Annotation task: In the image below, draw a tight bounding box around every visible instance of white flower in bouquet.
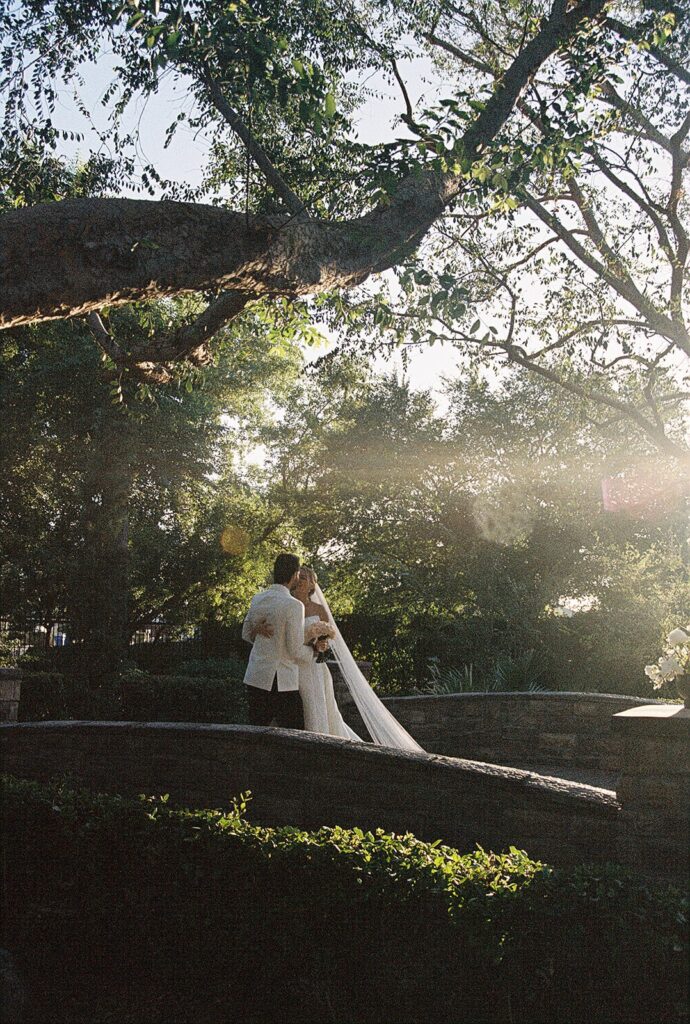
[304,621,336,643]
[305,620,336,663]
[645,625,690,689]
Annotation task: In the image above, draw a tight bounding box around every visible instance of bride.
[290,567,362,741]
[291,567,423,753]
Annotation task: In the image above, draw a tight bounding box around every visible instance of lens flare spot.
[220,525,250,556]
[473,496,534,546]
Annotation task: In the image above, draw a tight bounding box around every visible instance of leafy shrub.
[16,672,68,720]
[337,610,664,697]
[175,655,247,681]
[0,775,686,1024]
[422,660,478,694]
[18,673,121,721]
[421,651,547,695]
[17,668,248,724]
[0,631,18,668]
[120,670,248,723]
[492,649,547,691]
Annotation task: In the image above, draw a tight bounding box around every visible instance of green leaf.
[324,92,336,119]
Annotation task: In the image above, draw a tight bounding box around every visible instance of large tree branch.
[600,82,690,163]
[669,122,690,319]
[0,191,441,329]
[605,16,690,88]
[151,289,252,363]
[460,0,607,158]
[202,69,307,218]
[427,310,686,453]
[88,289,252,380]
[0,0,609,344]
[520,188,690,357]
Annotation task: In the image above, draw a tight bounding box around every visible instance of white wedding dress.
[299,615,362,741]
[299,591,424,753]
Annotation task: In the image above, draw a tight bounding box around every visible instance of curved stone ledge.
[0,720,619,869]
[362,690,668,773]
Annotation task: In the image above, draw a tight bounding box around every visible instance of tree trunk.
[71,406,134,682]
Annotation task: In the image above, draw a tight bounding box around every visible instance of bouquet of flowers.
[645,626,690,701]
[305,620,336,663]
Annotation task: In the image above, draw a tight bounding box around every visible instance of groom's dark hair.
[273,553,301,585]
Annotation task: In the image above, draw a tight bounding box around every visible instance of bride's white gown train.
[299,615,362,741]
[299,595,424,754]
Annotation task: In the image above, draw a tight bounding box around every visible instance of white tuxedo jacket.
[242,584,312,691]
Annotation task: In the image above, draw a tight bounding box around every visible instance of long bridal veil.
[314,583,425,753]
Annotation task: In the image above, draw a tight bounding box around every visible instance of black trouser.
[246,676,304,730]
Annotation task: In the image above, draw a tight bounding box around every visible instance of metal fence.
[0,617,197,660]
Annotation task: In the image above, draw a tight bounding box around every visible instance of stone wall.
[347,691,665,772]
[3,695,686,882]
[0,720,620,869]
[0,670,20,723]
[612,705,689,880]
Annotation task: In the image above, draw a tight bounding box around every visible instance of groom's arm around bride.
[242,553,311,731]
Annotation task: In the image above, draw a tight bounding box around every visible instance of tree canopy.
[0,0,633,338]
[1,0,687,685]
[0,300,302,673]
[360,0,690,452]
[1,0,687,453]
[3,321,687,691]
[259,353,689,691]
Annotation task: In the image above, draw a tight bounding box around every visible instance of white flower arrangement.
[304,620,336,663]
[305,621,336,643]
[644,626,690,689]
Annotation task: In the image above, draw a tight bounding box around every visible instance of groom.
[242,553,312,730]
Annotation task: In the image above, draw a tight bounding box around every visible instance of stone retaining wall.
[0,669,21,723]
[612,705,689,879]
[0,720,620,869]
[357,691,666,772]
[3,697,686,882]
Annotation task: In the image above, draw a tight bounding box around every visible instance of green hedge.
[175,655,248,679]
[17,669,248,724]
[18,672,122,721]
[0,775,687,1024]
[120,670,248,723]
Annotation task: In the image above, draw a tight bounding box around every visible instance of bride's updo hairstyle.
[301,566,318,597]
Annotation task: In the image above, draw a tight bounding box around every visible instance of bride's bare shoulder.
[306,600,329,622]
